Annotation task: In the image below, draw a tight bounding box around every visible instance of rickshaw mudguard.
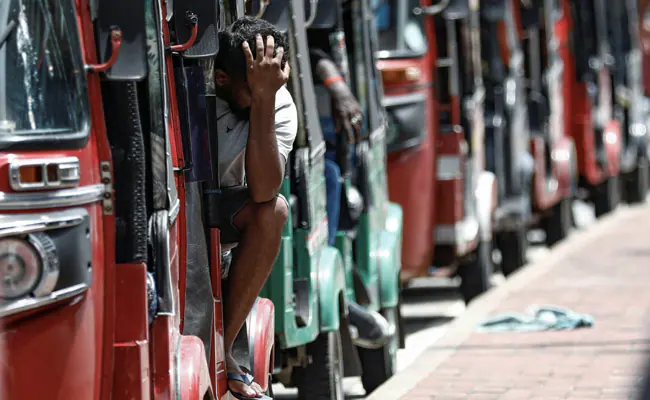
[552,137,576,196]
[475,171,498,242]
[178,335,213,399]
[247,297,275,392]
[316,246,348,332]
[315,246,362,376]
[620,122,649,172]
[377,203,403,310]
[604,120,623,177]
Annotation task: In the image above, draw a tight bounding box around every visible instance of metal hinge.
[100,162,114,215]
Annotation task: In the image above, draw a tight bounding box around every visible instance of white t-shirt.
[216,85,298,187]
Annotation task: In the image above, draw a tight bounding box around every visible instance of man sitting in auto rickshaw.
[213,17,294,399]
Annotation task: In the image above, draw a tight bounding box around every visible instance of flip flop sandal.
[226,371,272,400]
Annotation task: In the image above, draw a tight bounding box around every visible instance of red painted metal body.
[1,1,275,399]
[0,0,113,398]
[558,0,621,186]
[379,54,437,281]
[378,0,495,281]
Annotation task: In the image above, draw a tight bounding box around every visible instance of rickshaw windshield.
[374,0,427,57]
[0,0,88,145]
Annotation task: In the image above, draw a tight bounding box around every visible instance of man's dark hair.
[215,17,289,81]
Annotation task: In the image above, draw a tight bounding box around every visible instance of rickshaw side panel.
[112,262,150,399]
[178,335,213,399]
[381,57,436,281]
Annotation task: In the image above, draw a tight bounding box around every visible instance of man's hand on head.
[243,35,291,100]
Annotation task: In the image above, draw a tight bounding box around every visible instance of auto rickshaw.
[557,0,622,217]
[250,0,354,398]
[306,0,404,392]
[607,0,650,202]
[510,0,576,248]
[424,0,498,301]
[374,0,497,303]
[1,0,276,398]
[373,0,438,286]
[477,0,575,277]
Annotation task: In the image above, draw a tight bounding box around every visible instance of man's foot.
[348,301,393,349]
[227,355,264,399]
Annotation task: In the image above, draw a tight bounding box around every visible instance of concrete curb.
[366,205,643,400]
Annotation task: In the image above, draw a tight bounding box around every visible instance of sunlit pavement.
[271,201,599,399]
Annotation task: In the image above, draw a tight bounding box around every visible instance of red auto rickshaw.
[0,0,275,398]
[557,0,622,217]
[375,0,498,303]
[511,0,576,247]
[374,0,438,283]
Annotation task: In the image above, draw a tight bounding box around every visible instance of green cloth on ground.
[477,305,594,333]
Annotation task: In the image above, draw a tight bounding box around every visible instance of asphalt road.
[272,200,598,399]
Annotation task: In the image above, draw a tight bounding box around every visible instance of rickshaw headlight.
[0,238,42,300]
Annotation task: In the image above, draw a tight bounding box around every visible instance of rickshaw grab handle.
[255,0,271,18]
[86,27,122,73]
[304,0,319,28]
[170,12,199,53]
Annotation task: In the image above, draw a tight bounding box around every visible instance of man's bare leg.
[224,196,288,397]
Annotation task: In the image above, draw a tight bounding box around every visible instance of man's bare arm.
[246,94,285,203]
[243,34,291,203]
[311,52,362,142]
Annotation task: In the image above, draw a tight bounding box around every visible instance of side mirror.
[95,0,147,80]
[413,0,451,16]
[172,0,219,58]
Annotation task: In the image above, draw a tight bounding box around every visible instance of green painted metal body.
[260,156,347,350]
[344,127,403,311]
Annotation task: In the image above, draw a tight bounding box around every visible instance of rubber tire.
[543,197,573,247]
[497,227,528,277]
[625,158,649,204]
[358,307,399,394]
[458,240,494,304]
[594,175,620,218]
[295,330,345,400]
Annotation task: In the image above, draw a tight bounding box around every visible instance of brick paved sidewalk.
[370,205,650,400]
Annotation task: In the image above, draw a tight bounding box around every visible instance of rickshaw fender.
[248,297,275,392]
[604,120,622,176]
[519,151,535,188]
[178,335,213,400]
[317,246,348,332]
[553,138,575,195]
[475,171,498,242]
[378,203,403,309]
